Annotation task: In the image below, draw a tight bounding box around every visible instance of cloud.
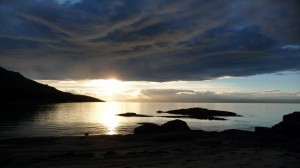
[280,45,300,51]
[132,89,300,103]
[0,0,300,81]
[54,0,81,5]
[263,89,280,93]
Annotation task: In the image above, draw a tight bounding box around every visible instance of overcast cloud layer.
[1,0,300,81]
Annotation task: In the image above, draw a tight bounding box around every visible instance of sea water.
[1,102,299,139]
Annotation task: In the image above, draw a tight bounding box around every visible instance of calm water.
[1,102,300,139]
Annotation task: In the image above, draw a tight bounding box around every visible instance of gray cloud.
[0,0,299,81]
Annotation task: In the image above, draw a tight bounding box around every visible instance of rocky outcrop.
[134,120,191,134]
[117,113,153,117]
[158,107,240,120]
[271,112,300,136]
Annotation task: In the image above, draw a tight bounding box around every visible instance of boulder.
[134,123,161,134]
[134,120,191,134]
[161,119,191,132]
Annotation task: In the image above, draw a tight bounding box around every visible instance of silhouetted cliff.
[0,67,103,103]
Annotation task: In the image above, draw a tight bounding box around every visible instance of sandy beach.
[1,130,300,168]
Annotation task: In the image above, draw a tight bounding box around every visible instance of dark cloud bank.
[0,0,300,81]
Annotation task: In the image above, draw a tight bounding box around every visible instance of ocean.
[1,102,299,139]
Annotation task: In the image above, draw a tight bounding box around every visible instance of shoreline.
[1,130,300,168]
[1,112,300,167]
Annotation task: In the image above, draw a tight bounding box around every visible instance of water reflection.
[1,104,53,123]
[35,102,123,135]
[94,102,121,135]
[1,102,300,138]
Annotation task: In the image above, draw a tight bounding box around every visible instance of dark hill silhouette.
[0,67,103,103]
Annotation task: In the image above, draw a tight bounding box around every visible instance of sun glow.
[86,79,124,95]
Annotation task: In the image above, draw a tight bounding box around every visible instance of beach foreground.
[1,129,300,168]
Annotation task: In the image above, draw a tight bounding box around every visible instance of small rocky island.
[157,107,240,120]
[117,112,153,117]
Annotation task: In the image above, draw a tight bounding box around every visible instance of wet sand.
[1,131,300,168]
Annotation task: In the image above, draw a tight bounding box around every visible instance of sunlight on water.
[94,102,121,135]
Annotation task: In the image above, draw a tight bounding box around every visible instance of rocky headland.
[0,67,103,104]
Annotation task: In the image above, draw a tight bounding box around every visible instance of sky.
[0,0,300,102]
